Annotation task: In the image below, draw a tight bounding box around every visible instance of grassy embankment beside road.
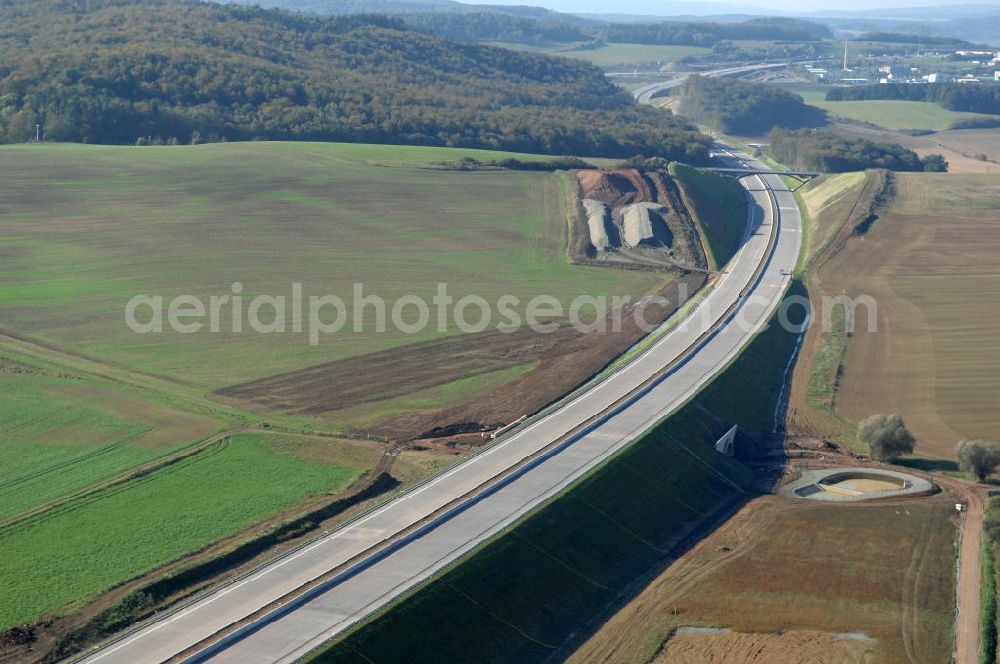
[981,497,1000,663]
[670,162,748,270]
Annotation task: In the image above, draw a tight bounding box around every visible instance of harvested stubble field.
[789,172,1000,457]
[569,495,956,664]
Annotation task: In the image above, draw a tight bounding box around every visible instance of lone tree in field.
[957,440,1000,482]
[857,414,915,462]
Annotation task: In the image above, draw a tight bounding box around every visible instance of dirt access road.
[949,477,985,664]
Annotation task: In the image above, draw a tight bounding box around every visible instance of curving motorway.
[73,144,802,664]
[632,63,787,104]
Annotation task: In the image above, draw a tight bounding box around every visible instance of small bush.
[857,414,915,461]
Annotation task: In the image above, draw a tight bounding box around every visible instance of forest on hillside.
[0,0,711,161]
[677,76,827,135]
[600,17,831,47]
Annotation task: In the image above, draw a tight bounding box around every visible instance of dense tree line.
[0,0,712,161]
[769,128,948,172]
[234,1,830,48]
[400,12,589,45]
[826,83,1000,115]
[677,75,827,135]
[856,31,973,47]
[600,18,831,47]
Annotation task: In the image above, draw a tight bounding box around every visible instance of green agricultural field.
[0,142,662,391]
[0,364,222,522]
[553,43,709,67]
[799,91,995,132]
[0,432,376,629]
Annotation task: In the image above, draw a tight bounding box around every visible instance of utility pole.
[34,124,41,143]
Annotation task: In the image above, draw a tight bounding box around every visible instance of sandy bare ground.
[656,628,876,664]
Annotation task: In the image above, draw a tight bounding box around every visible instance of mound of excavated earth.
[576,169,653,206]
[582,199,613,251]
[621,202,671,249]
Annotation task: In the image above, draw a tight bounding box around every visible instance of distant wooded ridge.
[0,0,711,161]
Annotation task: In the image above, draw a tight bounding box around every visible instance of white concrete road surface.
[72,147,802,664]
[632,63,787,104]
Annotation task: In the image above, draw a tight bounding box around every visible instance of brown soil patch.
[576,168,653,206]
[218,327,578,416]
[656,628,876,664]
[374,275,704,440]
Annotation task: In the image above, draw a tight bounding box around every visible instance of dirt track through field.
[944,477,985,664]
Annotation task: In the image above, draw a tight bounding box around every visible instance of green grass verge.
[0,433,370,629]
[803,298,859,446]
[669,162,747,269]
[982,537,997,664]
[982,496,1000,664]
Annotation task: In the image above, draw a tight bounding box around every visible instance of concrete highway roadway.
[73,150,802,664]
[632,62,787,104]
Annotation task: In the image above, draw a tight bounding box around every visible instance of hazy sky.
[474,0,1000,14]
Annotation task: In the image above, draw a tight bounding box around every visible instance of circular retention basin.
[784,467,929,502]
[818,472,907,496]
